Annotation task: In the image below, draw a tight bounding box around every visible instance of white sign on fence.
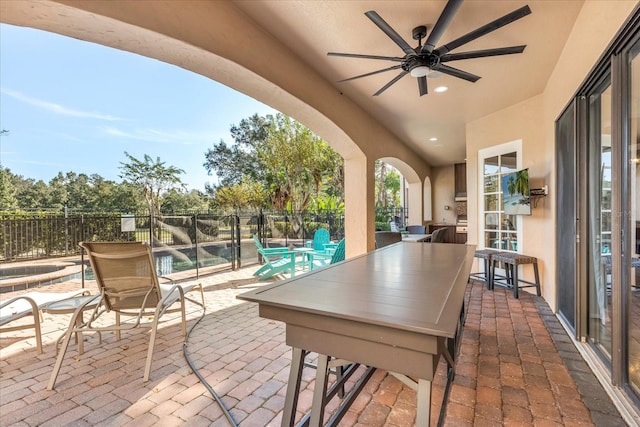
[121,215,136,232]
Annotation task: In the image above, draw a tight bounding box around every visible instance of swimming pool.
[81,244,238,280]
[0,262,84,293]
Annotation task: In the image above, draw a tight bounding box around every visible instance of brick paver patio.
[0,265,625,426]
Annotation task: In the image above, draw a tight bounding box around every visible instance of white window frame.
[477,140,523,252]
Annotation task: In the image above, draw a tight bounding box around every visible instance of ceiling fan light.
[410,66,430,78]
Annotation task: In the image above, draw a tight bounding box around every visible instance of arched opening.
[377,157,424,230]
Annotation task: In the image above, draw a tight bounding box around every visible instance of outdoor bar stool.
[491,252,541,298]
[470,249,501,289]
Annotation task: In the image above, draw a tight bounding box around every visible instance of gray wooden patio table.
[238,242,475,427]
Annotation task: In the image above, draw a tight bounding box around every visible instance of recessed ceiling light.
[429,137,438,142]
[434,86,448,93]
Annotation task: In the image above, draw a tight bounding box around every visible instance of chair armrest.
[0,295,40,325]
[258,248,298,256]
[259,247,293,254]
[307,251,333,260]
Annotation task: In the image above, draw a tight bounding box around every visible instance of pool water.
[83,246,231,280]
[0,265,65,280]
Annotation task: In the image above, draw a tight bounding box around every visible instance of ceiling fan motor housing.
[403,53,441,73]
[327,2,532,96]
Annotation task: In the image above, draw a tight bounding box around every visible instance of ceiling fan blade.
[418,76,428,96]
[328,52,404,62]
[421,0,463,54]
[436,5,532,55]
[365,11,415,56]
[337,65,404,83]
[374,70,409,96]
[437,64,481,82]
[440,45,526,62]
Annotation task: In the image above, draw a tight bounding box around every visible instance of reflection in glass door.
[482,152,519,252]
[587,83,613,361]
[628,43,640,399]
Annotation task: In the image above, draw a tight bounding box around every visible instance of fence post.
[257,210,264,265]
[79,214,85,288]
[230,215,236,270]
[258,209,264,241]
[149,212,153,248]
[194,214,199,279]
[285,212,289,247]
[64,204,69,256]
[235,212,241,269]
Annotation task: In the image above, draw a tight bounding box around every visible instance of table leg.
[76,313,85,355]
[282,347,305,427]
[310,354,330,426]
[416,378,432,427]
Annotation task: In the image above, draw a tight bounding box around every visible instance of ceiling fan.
[327,0,531,96]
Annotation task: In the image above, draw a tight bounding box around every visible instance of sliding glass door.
[627,40,640,400]
[587,82,613,362]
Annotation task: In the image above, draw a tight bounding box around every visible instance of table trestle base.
[282,347,375,427]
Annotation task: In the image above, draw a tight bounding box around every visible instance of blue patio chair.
[305,228,331,253]
[310,239,345,270]
[252,235,300,280]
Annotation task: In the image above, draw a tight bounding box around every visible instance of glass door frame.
[575,15,640,398]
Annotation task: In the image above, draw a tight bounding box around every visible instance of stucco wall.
[465,0,637,310]
[430,166,457,226]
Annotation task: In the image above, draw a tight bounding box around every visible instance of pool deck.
[0,264,627,426]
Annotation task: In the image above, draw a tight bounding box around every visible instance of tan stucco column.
[344,155,375,256]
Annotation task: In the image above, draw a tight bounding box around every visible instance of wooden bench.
[490,252,541,298]
[470,249,502,289]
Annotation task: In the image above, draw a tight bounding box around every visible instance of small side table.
[45,294,101,355]
[293,247,315,271]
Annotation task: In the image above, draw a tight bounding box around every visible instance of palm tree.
[515,169,529,197]
[506,176,517,197]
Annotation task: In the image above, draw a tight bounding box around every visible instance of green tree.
[89,175,144,213]
[14,177,50,209]
[259,114,340,212]
[375,160,388,208]
[119,152,185,218]
[47,172,68,209]
[375,160,402,210]
[384,169,401,208]
[203,114,268,187]
[213,178,267,211]
[0,168,17,208]
[163,188,209,213]
[45,172,93,210]
[203,113,343,212]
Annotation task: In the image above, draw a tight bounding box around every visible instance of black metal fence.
[0,210,351,275]
[0,207,406,277]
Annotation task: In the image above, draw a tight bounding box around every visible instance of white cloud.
[103,126,214,145]
[1,88,125,121]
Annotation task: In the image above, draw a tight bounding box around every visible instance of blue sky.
[0,24,277,191]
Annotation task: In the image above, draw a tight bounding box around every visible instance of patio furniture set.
[252,230,346,281]
[1,241,206,391]
[2,229,474,427]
